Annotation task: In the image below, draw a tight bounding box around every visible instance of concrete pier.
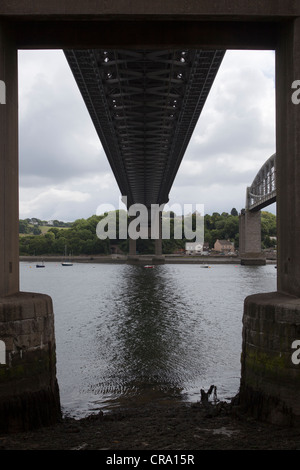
[276,18,300,298]
[0,293,61,432]
[128,237,137,256]
[240,18,300,425]
[0,22,19,297]
[240,292,300,425]
[0,22,61,431]
[127,210,165,264]
[239,209,266,265]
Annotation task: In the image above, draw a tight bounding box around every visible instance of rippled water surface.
[20,261,276,418]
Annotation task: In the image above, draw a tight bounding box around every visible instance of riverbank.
[0,398,298,450]
[20,255,276,265]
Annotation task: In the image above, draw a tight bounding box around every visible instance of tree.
[231,208,238,216]
[261,211,276,237]
[19,210,276,256]
[19,219,30,234]
[224,216,239,239]
[48,227,60,237]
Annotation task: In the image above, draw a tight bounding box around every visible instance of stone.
[0,292,61,432]
[240,292,300,426]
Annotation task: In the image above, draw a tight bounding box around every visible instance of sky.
[18,49,276,222]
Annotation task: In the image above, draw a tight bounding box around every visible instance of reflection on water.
[20,261,276,418]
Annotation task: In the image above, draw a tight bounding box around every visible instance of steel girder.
[246,153,276,211]
[65,49,225,208]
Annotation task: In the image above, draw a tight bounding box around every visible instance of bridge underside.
[65,49,225,208]
[248,194,276,212]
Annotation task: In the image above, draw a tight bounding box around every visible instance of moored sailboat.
[62,246,73,266]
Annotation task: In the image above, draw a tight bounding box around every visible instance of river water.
[20,261,276,419]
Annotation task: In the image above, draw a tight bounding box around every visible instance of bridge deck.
[65,49,225,208]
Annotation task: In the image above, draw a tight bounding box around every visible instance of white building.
[185,242,203,254]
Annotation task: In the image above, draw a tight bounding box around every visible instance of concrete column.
[276,18,300,296]
[244,210,261,253]
[0,293,61,432]
[239,20,300,425]
[239,210,246,254]
[129,237,136,256]
[127,215,138,263]
[240,292,300,426]
[239,209,265,265]
[0,22,19,296]
[154,211,163,256]
[0,22,61,432]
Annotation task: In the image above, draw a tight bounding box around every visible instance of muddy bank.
[0,399,299,451]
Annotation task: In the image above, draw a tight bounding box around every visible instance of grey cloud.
[19,52,111,187]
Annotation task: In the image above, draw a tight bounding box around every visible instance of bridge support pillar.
[0,22,61,431]
[240,18,300,425]
[276,18,300,297]
[152,210,165,264]
[0,293,61,432]
[128,237,137,256]
[239,209,265,265]
[154,211,164,258]
[240,292,300,426]
[127,237,139,264]
[127,214,138,262]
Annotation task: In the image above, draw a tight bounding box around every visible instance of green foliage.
[19,219,30,234]
[202,209,276,250]
[203,209,239,247]
[19,215,110,256]
[261,211,277,249]
[19,208,277,256]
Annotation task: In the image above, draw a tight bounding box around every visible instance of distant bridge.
[240,153,276,265]
[246,153,276,212]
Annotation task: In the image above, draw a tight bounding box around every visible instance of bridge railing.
[246,153,276,211]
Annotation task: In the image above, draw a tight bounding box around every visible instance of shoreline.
[1,398,298,450]
[20,255,276,265]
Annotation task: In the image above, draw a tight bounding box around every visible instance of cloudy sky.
[18,49,276,222]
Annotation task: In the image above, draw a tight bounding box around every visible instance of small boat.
[36,261,45,268]
[144,265,154,269]
[200,264,210,268]
[62,245,73,266]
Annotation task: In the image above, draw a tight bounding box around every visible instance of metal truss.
[65,49,225,208]
[246,153,276,211]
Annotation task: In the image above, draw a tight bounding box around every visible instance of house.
[185,242,203,254]
[214,239,234,253]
